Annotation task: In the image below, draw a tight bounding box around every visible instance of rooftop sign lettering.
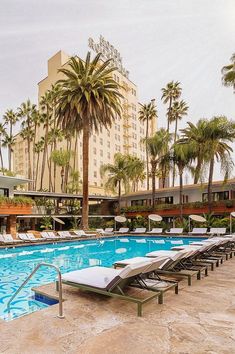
[88,35,129,79]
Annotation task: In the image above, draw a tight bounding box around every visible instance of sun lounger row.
[107,227,226,235]
[57,235,235,316]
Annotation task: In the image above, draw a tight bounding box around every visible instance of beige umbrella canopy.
[115,216,127,223]
[114,215,127,231]
[148,214,162,231]
[189,214,206,222]
[148,214,163,222]
[52,217,65,225]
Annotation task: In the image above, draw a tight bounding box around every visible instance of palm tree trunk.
[35,153,40,190]
[208,157,214,213]
[118,179,121,214]
[32,125,37,190]
[8,146,11,171]
[167,97,172,132]
[40,119,49,190]
[179,169,183,220]
[27,136,32,189]
[73,131,78,171]
[172,117,178,187]
[47,146,53,191]
[81,124,89,230]
[0,146,3,170]
[151,163,156,209]
[193,155,202,184]
[146,117,150,191]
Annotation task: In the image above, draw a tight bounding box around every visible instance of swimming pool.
[0,236,202,320]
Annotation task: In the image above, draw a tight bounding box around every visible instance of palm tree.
[202,116,235,213]
[101,153,129,213]
[18,100,37,186]
[39,91,53,190]
[172,142,194,219]
[34,138,44,190]
[3,109,18,170]
[161,81,182,131]
[47,127,64,191]
[68,169,81,194]
[0,123,6,170]
[222,53,235,92]
[51,150,71,193]
[31,109,42,189]
[125,155,145,192]
[2,135,15,171]
[56,52,122,229]
[146,129,172,208]
[180,119,208,184]
[139,100,157,190]
[169,99,189,186]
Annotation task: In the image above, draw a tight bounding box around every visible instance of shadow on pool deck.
[0,258,235,354]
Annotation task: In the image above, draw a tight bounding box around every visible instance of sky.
[0,0,235,179]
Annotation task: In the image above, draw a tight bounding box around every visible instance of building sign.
[88,35,129,79]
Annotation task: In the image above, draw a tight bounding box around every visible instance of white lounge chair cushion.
[115,256,151,265]
[146,250,177,257]
[62,266,122,289]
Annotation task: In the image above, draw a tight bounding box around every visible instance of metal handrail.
[7,262,64,319]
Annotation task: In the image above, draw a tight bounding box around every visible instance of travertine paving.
[0,258,235,354]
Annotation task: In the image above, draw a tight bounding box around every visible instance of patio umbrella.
[188,214,206,232]
[148,214,162,231]
[52,217,65,230]
[114,215,127,231]
[229,211,235,233]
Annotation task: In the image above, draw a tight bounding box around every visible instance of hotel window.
[94,171,97,178]
[94,159,97,167]
[117,76,119,83]
[93,136,96,143]
[107,131,110,137]
[182,195,189,204]
[115,134,117,140]
[202,191,229,202]
[100,150,103,157]
[93,147,96,154]
[0,188,9,197]
[107,141,110,148]
[107,152,111,159]
[100,138,103,145]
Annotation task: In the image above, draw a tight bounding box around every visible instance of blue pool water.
[0,236,202,320]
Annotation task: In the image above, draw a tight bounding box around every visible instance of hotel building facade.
[13,44,156,194]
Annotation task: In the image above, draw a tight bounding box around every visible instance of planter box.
[125,204,234,218]
[0,204,32,215]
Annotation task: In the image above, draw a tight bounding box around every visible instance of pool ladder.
[6,262,64,319]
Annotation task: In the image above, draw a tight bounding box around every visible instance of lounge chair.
[165,228,183,234]
[188,228,207,235]
[27,233,44,242]
[40,231,58,240]
[58,231,73,239]
[147,228,163,234]
[113,256,179,304]
[2,234,21,244]
[96,228,114,236]
[116,228,129,234]
[17,233,31,242]
[58,262,160,316]
[145,249,202,286]
[74,230,96,237]
[130,228,146,234]
[207,228,226,236]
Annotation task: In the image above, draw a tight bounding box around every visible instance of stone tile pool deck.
[0,258,235,354]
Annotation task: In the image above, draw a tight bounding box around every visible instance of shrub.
[0,196,34,206]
